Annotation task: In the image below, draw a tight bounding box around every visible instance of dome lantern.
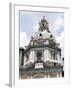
[39,16,50,32]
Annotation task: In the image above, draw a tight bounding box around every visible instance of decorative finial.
[43,16,45,19]
[39,16,49,32]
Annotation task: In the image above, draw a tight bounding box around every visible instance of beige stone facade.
[20,72,61,79]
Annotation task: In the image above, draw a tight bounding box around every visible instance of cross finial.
[43,16,45,19]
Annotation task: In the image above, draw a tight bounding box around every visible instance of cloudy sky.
[19,10,64,58]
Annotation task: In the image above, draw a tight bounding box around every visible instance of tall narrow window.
[37,52,42,61]
[26,54,29,62]
[36,51,43,63]
[51,51,56,60]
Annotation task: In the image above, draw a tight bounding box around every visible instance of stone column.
[29,50,35,63]
[27,74,32,79]
[57,51,60,61]
[57,73,59,77]
[23,56,26,66]
[45,74,47,78]
[32,50,35,62]
[44,49,49,62]
[60,72,62,77]
[30,75,33,79]
[19,52,22,66]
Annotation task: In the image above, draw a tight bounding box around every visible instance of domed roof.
[29,16,57,46]
[32,30,52,40]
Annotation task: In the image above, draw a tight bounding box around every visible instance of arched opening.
[40,33,42,36]
[37,51,42,63]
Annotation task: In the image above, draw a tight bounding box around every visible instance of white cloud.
[20,32,30,48]
[32,17,41,36]
[54,16,64,31]
[52,16,64,58]
[56,31,64,57]
[56,31,64,46]
[32,21,39,33]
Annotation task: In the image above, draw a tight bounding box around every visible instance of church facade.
[19,16,63,79]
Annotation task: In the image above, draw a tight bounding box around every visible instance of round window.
[40,33,42,36]
[50,35,52,38]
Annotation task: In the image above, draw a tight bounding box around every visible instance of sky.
[19,10,64,58]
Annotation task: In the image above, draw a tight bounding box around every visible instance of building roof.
[23,16,61,53]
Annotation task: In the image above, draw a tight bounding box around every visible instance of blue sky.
[20,10,64,57]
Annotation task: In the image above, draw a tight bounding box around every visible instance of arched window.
[40,33,42,36]
[37,52,42,61]
[51,50,57,60]
[36,50,43,63]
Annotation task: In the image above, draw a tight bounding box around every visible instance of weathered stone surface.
[19,16,63,79]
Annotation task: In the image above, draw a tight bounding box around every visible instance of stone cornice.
[24,44,61,54]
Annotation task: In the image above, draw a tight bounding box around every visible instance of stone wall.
[20,72,62,79]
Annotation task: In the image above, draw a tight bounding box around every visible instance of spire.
[39,16,49,32]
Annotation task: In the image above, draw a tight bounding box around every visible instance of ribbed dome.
[32,30,55,40]
[32,30,51,40]
[29,16,57,46]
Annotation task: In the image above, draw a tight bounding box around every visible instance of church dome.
[32,30,52,40]
[29,16,57,46]
[31,16,56,41]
